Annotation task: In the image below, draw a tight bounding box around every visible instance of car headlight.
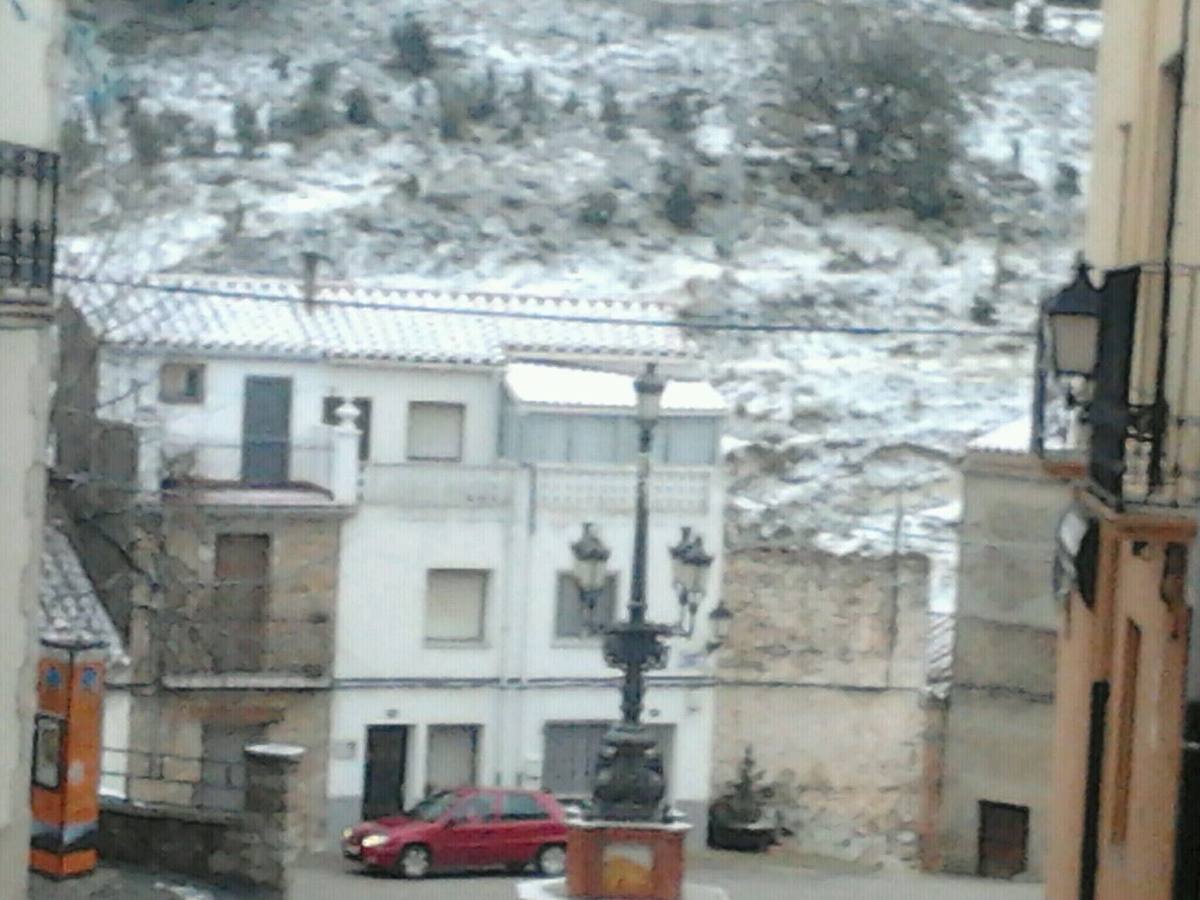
[361,834,388,849]
[342,828,354,841]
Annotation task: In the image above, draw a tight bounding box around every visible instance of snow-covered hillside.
[58,0,1095,599]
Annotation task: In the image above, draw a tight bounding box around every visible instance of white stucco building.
[1,0,66,892]
[69,274,727,843]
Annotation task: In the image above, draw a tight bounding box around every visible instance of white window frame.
[424,568,488,644]
[407,402,465,462]
[160,362,206,404]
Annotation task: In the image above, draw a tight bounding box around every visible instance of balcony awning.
[504,363,726,415]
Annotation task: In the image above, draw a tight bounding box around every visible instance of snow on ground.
[58,0,1096,613]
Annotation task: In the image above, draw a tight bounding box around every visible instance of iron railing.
[0,141,59,296]
[1086,266,1168,507]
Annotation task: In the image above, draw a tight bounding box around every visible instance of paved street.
[291,851,1044,900]
[29,850,1044,899]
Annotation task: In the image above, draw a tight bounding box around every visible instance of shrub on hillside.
[343,88,375,126]
[233,102,262,157]
[779,13,974,221]
[391,15,437,76]
[665,182,697,230]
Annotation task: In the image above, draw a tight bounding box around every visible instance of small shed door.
[978,800,1029,878]
[242,376,292,485]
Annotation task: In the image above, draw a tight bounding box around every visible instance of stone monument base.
[564,820,690,900]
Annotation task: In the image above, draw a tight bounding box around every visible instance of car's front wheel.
[536,843,567,877]
[395,844,431,879]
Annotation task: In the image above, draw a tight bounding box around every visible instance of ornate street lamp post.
[568,363,730,823]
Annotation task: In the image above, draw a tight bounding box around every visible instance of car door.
[493,791,555,866]
[436,791,498,869]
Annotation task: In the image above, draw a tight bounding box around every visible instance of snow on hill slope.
[58,0,1095,597]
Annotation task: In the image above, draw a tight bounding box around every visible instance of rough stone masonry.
[712,545,931,868]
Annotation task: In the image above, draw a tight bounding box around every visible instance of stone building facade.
[935,419,1073,881]
[713,545,930,867]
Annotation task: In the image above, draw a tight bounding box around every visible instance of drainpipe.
[1152,0,1191,490]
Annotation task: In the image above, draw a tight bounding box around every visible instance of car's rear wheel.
[395,844,431,879]
[536,843,567,877]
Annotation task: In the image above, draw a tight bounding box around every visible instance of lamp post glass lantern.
[1045,262,1101,378]
[566,363,729,823]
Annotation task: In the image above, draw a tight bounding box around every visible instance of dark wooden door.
[363,725,408,820]
[979,801,1029,879]
[242,376,292,485]
[212,534,269,672]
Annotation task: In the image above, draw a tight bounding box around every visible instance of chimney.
[301,251,323,311]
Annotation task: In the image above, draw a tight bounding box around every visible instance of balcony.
[158,616,333,689]
[535,465,713,515]
[361,462,515,508]
[0,141,58,314]
[160,439,334,490]
[358,462,714,515]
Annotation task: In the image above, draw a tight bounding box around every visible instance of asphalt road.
[291,851,1044,900]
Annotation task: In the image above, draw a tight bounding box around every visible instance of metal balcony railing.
[0,141,59,298]
[159,440,334,493]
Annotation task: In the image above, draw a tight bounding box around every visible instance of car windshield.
[407,792,456,822]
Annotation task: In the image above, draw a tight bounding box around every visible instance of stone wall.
[125,690,330,851]
[99,743,306,898]
[713,546,931,867]
[936,449,1071,880]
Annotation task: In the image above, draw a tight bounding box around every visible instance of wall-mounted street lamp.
[1044,261,1101,379]
[565,363,730,823]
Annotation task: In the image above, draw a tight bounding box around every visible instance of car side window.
[501,792,550,821]
[454,793,496,822]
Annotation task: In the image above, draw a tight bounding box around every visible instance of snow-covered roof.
[39,525,126,666]
[68,275,696,366]
[504,363,726,414]
[967,416,1033,455]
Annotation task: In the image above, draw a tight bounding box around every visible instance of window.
[407,402,464,461]
[323,396,373,461]
[450,791,494,822]
[502,792,549,821]
[555,572,618,639]
[1112,619,1142,844]
[212,534,270,672]
[425,569,487,642]
[160,363,205,403]
[427,725,481,794]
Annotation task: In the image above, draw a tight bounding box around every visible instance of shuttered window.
[425,569,487,642]
[160,363,205,404]
[407,402,464,461]
[426,725,480,794]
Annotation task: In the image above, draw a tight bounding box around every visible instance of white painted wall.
[0,0,64,149]
[0,329,52,898]
[326,683,714,834]
[98,351,504,477]
[335,505,509,680]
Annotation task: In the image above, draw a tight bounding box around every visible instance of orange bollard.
[29,639,107,879]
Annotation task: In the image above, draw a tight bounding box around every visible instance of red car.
[342,787,569,879]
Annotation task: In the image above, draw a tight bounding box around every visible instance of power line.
[57,273,1039,339]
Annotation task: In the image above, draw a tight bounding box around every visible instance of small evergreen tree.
[392,15,436,76]
[665,182,697,230]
